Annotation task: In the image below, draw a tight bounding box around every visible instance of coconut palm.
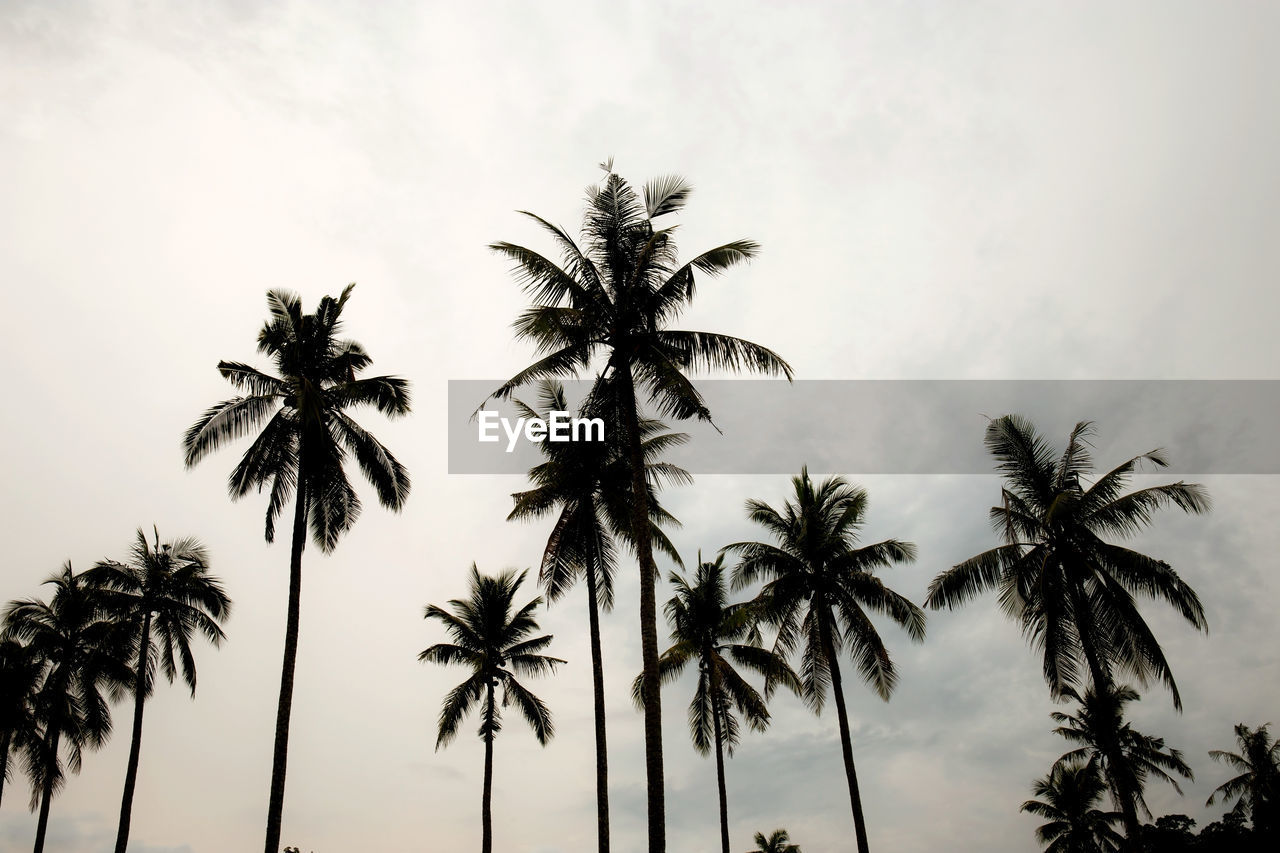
[0,638,43,809]
[420,566,563,853]
[636,555,799,853]
[2,563,133,853]
[747,829,801,853]
[726,468,926,853]
[84,527,231,853]
[1051,684,1193,827]
[1206,723,1280,836]
[183,284,410,853]
[509,379,688,853]
[490,163,792,853]
[1022,758,1125,852]
[924,416,1209,837]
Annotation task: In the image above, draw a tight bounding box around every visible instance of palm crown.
[1021,758,1125,852]
[925,416,1209,709]
[1206,723,1280,832]
[183,283,411,549]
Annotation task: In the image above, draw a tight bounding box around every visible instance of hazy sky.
[2,2,1278,851]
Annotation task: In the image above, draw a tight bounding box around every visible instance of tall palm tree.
[0,638,43,809]
[490,163,792,853]
[2,563,133,853]
[747,829,801,853]
[726,468,926,853]
[508,379,688,853]
[636,555,799,853]
[84,527,232,853]
[1051,684,1193,829]
[1022,758,1125,852]
[924,416,1209,837]
[183,284,411,853]
[1206,723,1280,836]
[420,566,564,853]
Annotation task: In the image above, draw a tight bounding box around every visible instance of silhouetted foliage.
[490,163,791,853]
[1021,758,1124,852]
[1206,723,1280,840]
[183,284,410,853]
[727,468,925,853]
[420,566,563,853]
[747,828,801,853]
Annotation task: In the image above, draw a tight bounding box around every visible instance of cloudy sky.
[3,1,1278,851]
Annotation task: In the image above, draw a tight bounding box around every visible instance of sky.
[2,1,1278,851]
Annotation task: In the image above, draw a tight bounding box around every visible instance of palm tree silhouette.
[490,164,791,853]
[84,527,231,853]
[1206,723,1280,837]
[0,638,43,809]
[183,284,411,853]
[509,379,688,853]
[726,468,926,853]
[925,416,1208,838]
[420,566,564,853]
[638,555,799,853]
[746,828,801,853]
[2,563,133,853]
[1021,758,1125,852]
[1051,684,1192,829]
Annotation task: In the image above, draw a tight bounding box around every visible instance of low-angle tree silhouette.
[1021,758,1125,852]
[1206,723,1280,838]
[638,555,799,853]
[747,828,801,853]
[509,379,688,853]
[926,416,1208,838]
[0,638,43,810]
[85,527,231,853]
[727,468,926,853]
[2,563,133,853]
[420,566,563,853]
[183,284,411,853]
[490,163,791,853]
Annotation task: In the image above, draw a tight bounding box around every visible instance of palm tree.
[183,284,410,853]
[924,416,1209,837]
[84,527,232,853]
[0,638,43,809]
[508,379,688,853]
[637,555,799,853]
[1051,684,1193,829]
[420,566,564,853]
[2,563,133,853]
[489,163,792,853]
[747,829,801,853]
[1206,723,1280,837]
[726,468,926,853]
[1022,758,1125,852]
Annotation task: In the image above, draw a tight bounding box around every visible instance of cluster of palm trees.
[0,529,230,853]
[2,163,1270,853]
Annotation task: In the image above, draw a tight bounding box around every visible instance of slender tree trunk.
[1074,586,1141,844]
[1,730,10,808]
[585,562,610,853]
[32,731,59,853]
[619,367,665,853]
[264,480,308,853]
[710,676,731,853]
[822,617,871,853]
[482,681,495,853]
[114,610,153,853]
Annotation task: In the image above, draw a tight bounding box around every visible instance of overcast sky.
[2,2,1278,851]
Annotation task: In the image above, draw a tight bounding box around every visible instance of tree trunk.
[1,730,10,808]
[822,616,871,853]
[264,481,308,853]
[710,674,731,853]
[1074,586,1141,844]
[585,561,610,853]
[114,610,153,853]
[482,681,495,853]
[32,731,59,853]
[619,367,665,853]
